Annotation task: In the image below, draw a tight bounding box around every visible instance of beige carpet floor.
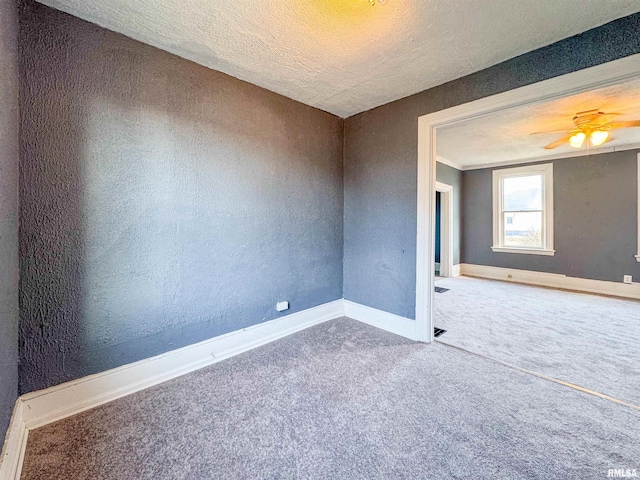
[21,317,640,479]
[434,276,640,407]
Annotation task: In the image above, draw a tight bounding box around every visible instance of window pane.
[503,211,543,248]
[503,174,542,211]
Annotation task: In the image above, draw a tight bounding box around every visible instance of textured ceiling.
[36,0,640,118]
[437,78,640,168]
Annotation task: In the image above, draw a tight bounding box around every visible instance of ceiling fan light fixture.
[542,109,640,150]
[569,132,586,148]
[590,130,609,147]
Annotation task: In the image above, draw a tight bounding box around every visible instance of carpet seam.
[436,340,640,413]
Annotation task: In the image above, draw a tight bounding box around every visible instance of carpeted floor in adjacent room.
[21,317,640,480]
[434,276,640,407]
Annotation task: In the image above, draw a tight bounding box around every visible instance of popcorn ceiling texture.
[438,78,640,167]
[34,0,640,118]
[18,1,344,394]
[0,0,19,444]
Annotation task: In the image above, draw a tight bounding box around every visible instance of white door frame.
[636,152,640,262]
[415,53,640,343]
[435,181,453,278]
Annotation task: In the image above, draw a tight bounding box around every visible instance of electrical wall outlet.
[623,275,633,284]
[276,301,289,312]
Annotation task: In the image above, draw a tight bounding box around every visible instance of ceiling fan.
[540,109,640,150]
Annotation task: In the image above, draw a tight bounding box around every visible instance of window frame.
[491,163,555,256]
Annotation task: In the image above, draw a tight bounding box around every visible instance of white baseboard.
[460,264,640,300]
[452,264,461,277]
[0,299,343,480]
[21,299,344,431]
[343,300,416,340]
[0,297,420,479]
[0,402,27,480]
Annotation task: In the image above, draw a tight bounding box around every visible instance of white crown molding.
[462,142,640,171]
[459,264,640,300]
[436,155,464,171]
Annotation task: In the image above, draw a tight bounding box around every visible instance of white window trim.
[636,153,640,262]
[492,163,555,256]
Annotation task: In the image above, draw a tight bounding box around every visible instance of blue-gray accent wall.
[0,0,19,444]
[462,150,640,283]
[343,13,640,320]
[18,2,344,394]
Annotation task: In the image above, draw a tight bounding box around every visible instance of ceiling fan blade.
[544,135,571,149]
[603,120,640,130]
[601,112,623,117]
[530,129,570,135]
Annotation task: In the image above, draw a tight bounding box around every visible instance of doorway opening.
[434,182,453,279]
[414,52,640,343]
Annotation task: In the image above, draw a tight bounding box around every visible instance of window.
[492,163,555,256]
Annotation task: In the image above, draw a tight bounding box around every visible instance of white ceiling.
[37,0,640,118]
[437,78,640,169]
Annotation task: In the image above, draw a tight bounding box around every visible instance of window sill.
[491,246,556,256]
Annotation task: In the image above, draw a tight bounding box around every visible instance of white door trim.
[636,153,640,262]
[435,182,453,278]
[416,52,640,343]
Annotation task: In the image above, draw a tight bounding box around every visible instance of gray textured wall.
[343,13,640,320]
[436,162,462,266]
[18,2,344,394]
[462,151,640,283]
[0,0,19,443]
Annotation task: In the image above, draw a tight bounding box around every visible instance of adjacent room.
[433,79,640,408]
[1,0,640,478]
